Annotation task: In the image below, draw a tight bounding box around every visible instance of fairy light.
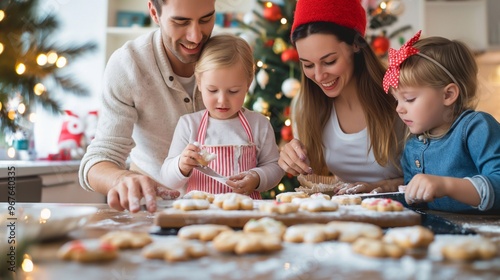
[280,18,287,25]
[40,208,51,220]
[17,103,26,114]
[0,10,5,22]
[7,109,16,120]
[56,56,67,68]
[16,63,26,75]
[29,112,37,123]
[284,118,291,126]
[278,183,285,191]
[265,2,273,8]
[36,53,48,66]
[0,42,4,55]
[34,83,45,95]
[380,1,387,10]
[47,51,58,64]
[22,254,34,273]
[0,101,2,110]
[256,60,264,68]
[7,147,16,158]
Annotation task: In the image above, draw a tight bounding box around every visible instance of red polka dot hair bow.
[382,30,422,93]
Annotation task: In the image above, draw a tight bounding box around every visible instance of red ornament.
[281,125,294,142]
[263,4,282,22]
[264,39,275,47]
[281,48,299,63]
[371,35,390,57]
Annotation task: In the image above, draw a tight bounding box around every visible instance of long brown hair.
[291,22,402,175]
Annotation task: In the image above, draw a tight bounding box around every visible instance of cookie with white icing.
[243,217,287,238]
[383,225,434,249]
[299,199,339,212]
[212,231,282,255]
[100,231,153,249]
[283,223,339,243]
[182,190,215,203]
[440,236,497,261]
[330,194,362,205]
[173,199,210,211]
[142,240,208,262]
[276,191,309,203]
[325,221,383,243]
[213,193,253,210]
[178,224,233,241]
[58,239,118,263]
[259,201,299,214]
[352,237,405,258]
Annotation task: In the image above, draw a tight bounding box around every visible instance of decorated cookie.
[352,237,405,259]
[330,195,362,205]
[173,199,211,211]
[310,193,330,200]
[100,231,153,249]
[383,225,434,249]
[283,223,339,243]
[198,149,216,166]
[325,221,383,243]
[178,224,233,241]
[259,201,299,214]
[243,217,287,238]
[440,236,497,261]
[142,240,208,262]
[276,191,309,203]
[213,193,253,210]
[299,199,339,212]
[212,231,282,255]
[182,190,215,203]
[58,239,118,263]
[361,198,404,212]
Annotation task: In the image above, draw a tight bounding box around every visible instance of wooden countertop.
[6,203,500,280]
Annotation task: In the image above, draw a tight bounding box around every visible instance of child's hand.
[226,170,260,195]
[179,143,202,176]
[404,174,448,205]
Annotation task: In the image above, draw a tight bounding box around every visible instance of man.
[79,0,216,213]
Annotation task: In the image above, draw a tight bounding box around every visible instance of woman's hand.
[226,170,260,195]
[178,143,202,176]
[278,139,313,176]
[333,178,404,195]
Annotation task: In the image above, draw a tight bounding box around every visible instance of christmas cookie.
[383,225,434,249]
[440,236,497,261]
[276,191,309,203]
[182,190,215,203]
[100,231,153,249]
[178,224,233,241]
[173,199,211,211]
[212,231,282,255]
[243,217,287,238]
[213,193,253,210]
[325,221,383,243]
[142,240,208,262]
[330,194,362,205]
[283,224,339,243]
[259,201,299,214]
[58,239,118,263]
[197,148,216,166]
[299,199,339,212]
[352,237,405,259]
[361,198,404,211]
[310,193,330,200]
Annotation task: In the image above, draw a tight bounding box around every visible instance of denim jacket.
[402,110,500,213]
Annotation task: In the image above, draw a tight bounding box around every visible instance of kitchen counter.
[0,160,80,178]
[6,203,500,280]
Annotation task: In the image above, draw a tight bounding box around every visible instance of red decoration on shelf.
[263,4,282,22]
[281,48,299,63]
[281,125,293,142]
[371,35,390,57]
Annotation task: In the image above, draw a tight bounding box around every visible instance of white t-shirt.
[322,106,402,183]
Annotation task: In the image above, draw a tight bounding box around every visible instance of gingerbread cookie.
[383,225,434,249]
[182,190,215,203]
[212,231,282,255]
[440,236,497,261]
[361,198,404,211]
[58,239,118,263]
[178,224,233,241]
[299,199,339,212]
[310,193,330,200]
[352,237,405,259]
[330,194,362,205]
[142,240,208,262]
[259,201,299,214]
[325,221,383,243]
[276,191,309,203]
[99,231,152,249]
[243,217,287,238]
[198,149,216,166]
[213,193,253,210]
[173,199,210,211]
[283,224,339,243]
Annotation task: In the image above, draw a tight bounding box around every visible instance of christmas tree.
[0,0,96,150]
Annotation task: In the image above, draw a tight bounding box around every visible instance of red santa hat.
[291,0,367,37]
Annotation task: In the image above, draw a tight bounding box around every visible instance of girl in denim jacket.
[383,31,500,213]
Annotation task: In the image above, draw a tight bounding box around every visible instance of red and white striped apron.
[187,110,261,199]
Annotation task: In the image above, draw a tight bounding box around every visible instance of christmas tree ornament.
[386,0,404,16]
[242,11,255,25]
[280,48,299,63]
[280,125,293,142]
[272,37,287,54]
[252,97,269,114]
[263,2,282,22]
[371,35,390,57]
[248,78,257,94]
[281,77,300,98]
[256,68,269,89]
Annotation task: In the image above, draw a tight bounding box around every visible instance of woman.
[279,0,404,194]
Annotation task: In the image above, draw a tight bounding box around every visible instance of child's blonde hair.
[195,34,255,85]
[397,36,478,138]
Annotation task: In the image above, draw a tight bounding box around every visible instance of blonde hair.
[397,36,478,138]
[195,34,255,85]
[292,22,402,175]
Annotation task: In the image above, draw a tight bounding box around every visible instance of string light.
[8,109,16,120]
[285,119,291,126]
[22,254,34,273]
[280,18,287,25]
[265,2,273,8]
[256,60,264,68]
[36,53,48,66]
[17,103,26,114]
[0,10,4,22]
[380,1,387,10]
[16,63,26,75]
[278,183,285,191]
[7,147,16,158]
[34,83,45,95]
[29,112,37,123]
[56,56,67,68]
[0,101,2,111]
[0,42,4,55]
[47,51,58,64]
